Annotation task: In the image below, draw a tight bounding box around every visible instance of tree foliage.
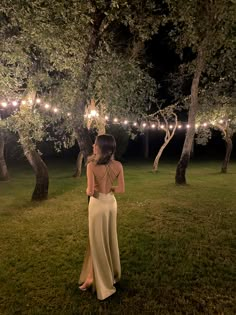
[196,86,236,145]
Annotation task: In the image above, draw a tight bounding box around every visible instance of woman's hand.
[86,188,94,196]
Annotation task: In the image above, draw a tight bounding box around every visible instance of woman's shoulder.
[87,161,96,168]
[111,160,123,169]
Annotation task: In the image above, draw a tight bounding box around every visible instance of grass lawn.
[0,159,236,315]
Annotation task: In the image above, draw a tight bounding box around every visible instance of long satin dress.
[79,191,121,300]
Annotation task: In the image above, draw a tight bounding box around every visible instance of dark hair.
[95,134,116,165]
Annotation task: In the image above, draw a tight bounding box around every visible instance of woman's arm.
[112,164,125,193]
[86,163,95,196]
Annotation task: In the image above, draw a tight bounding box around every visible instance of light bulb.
[90,110,97,117]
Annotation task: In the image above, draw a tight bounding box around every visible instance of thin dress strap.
[105,163,116,185]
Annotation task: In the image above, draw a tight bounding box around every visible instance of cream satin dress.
[79,162,122,300]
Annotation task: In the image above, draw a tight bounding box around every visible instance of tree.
[6,96,50,200]
[149,104,179,172]
[1,0,162,162]
[0,8,54,200]
[54,48,157,176]
[0,126,9,181]
[196,88,236,173]
[165,0,236,184]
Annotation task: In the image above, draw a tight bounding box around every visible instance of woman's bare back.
[86,160,125,195]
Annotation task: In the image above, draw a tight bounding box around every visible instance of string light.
[1,98,235,131]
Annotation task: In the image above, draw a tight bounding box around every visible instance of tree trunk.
[25,150,49,201]
[73,152,84,177]
[175,47,205,184]
[98,120,106,135]
[73,127,93,178]
[144,129,149,159]
[24,149,49,201]
[153,119,177,172]
[73,12,105,175]
[0,130,9,181]
[153,143,168,172]
[20,132,49,200]
[221,136,232,173]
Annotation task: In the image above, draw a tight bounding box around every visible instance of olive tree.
[165,0,236,184]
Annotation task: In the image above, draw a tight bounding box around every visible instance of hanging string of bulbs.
[0,98,231,129]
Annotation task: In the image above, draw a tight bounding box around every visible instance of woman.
[79,134,125,300]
